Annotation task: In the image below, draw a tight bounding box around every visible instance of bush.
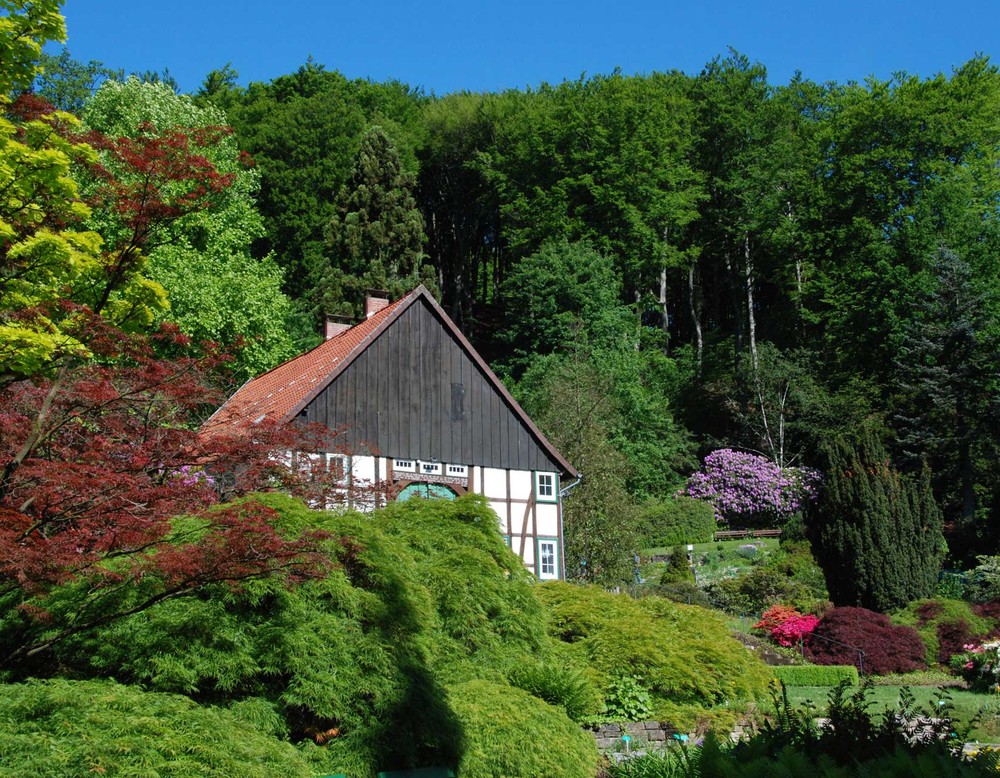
[806,607,926,675]
[506,659,602,722]
[447,680,598,778]
[536,582,772,724]
[639,496,716,547]
[607,682,998,776]
[772,665,860,686]
[754,604,820,646]
[894,598,997,666]
[648,581,712,608]
[659,546,694,584]
[0,679,318,777]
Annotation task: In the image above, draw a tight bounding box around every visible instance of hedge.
[773,665,859,687]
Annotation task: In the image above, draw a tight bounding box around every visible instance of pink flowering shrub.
[754,604,820,647]
[951,641,1000,691]
[682,448,821,526]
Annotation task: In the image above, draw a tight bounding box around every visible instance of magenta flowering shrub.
[951,641,1000,691]
[682,448,821,525]
[754,604,820,646]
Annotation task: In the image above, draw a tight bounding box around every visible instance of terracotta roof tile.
[203,295,408,433]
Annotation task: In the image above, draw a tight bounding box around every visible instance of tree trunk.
[688,264,703,375]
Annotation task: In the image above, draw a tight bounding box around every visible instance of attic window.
[394,459,416,473]
[420,461,443,476]
[446,464,468,477]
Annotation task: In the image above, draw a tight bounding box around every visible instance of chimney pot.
[365,290,391,319]
[324,314,353,340]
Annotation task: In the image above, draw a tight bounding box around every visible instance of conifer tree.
[311,125,430,320]
[807,429,945,612]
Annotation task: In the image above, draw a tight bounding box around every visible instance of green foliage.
[610,682,998,777]
[536,581,773,723]
[82,78,301,378]
[312,124,431,320]
[659,546,694,585]
[894,598,995,666]
[968,556,1000,603]
[0,678,318,777]
[446,679,599,778]
[506,658,603,722]
[602,674,654,721]
[704,541,828,616]
[772,665,860,687]
[369,494,548,674]
[807,428,946,612]
[640,496,716,547]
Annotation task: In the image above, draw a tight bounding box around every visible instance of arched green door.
[397,482,458,501]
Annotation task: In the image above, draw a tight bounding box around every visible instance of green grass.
[642,538,781,558]
[781,684,1000,741]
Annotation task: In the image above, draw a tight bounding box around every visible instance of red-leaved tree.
[0,95,368,668]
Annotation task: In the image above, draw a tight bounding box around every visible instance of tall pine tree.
[311,125,430,320]
[807,429,945,612]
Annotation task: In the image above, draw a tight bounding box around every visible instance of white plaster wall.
[350,454,375,483]
[482,468,507,499]
[508,469,532,499]
[535,503,560,537]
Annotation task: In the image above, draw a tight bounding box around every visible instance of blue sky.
[60,1,999,95]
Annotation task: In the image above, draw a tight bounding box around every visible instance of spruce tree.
[311,125,430,319]
[807,429,945,612]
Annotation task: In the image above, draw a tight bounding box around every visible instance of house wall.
[336,454,562,580]
[301,300,564,473]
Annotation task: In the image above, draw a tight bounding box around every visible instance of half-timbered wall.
[300,300,562,473]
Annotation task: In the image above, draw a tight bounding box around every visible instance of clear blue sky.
[60,0,999,95]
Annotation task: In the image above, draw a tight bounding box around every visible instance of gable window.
[535,471,558,502]
[394,459,416,473]
[537,538,558,580]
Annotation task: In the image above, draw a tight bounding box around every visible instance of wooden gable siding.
[302,299,561,472]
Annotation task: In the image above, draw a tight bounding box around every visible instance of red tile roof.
[202,285,578,477]
[203,293,409,433]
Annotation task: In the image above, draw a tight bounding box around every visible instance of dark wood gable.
[298,298,564,473]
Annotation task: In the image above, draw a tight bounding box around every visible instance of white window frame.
[535,471,558,502]
[446,464,468,477]
[393,458,416,473]
[536,538,559,580]
[419,461,443,476]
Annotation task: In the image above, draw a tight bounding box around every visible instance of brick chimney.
[365,290,390,319]
[324,314,353,340]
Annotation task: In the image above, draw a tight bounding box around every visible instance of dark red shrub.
[914,601,944,626]
[804,606,926,675]
[935,619,977,664]
[972,601,1000,626]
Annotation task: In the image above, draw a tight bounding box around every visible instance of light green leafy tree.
[83,78,301,378]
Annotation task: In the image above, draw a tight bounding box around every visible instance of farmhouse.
[205,285,578,580]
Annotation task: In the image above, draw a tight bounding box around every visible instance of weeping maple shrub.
[805,606,926,675]
[0,320,370,670]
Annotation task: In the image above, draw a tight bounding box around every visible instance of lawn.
[781,684,1000,742]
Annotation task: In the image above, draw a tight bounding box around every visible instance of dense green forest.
[39,37,1000,569]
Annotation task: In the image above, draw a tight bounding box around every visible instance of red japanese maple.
[0,98,364,667]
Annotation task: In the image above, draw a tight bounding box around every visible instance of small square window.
[535,472,557,502]
[394,459,415,473]
[446,464,468,476]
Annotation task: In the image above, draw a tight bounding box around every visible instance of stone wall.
[589,720,681,751]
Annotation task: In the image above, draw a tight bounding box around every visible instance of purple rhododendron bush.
[806,606,926,675]
[683,448,821,527]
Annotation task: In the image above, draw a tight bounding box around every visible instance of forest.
[3,0,1000,775]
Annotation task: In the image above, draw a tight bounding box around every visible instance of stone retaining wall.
[590,721,680,751]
